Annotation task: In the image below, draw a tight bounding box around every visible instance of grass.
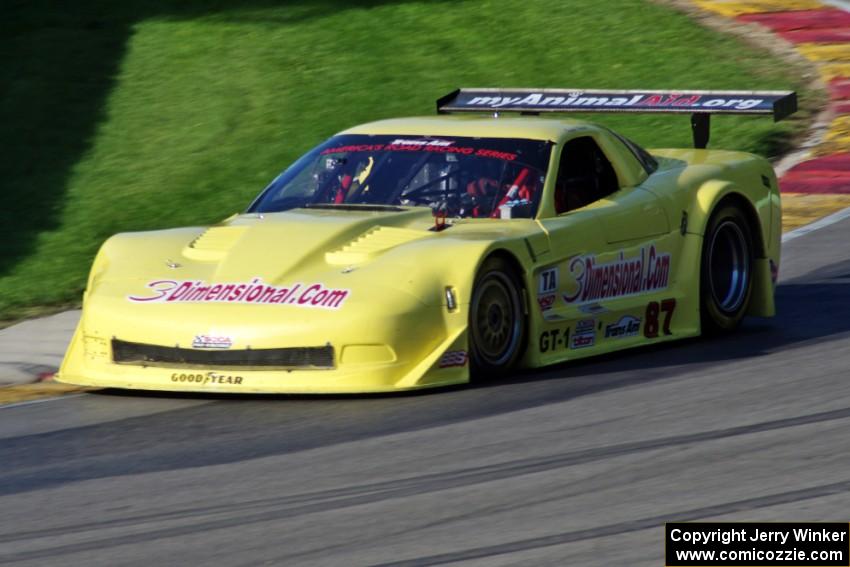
[0,0,816,320]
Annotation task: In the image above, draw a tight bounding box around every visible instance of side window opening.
[554,137,620,214]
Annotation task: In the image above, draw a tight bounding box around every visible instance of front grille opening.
[112,339,335,369]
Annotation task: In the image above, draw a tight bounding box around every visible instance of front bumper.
[56,305,470,394]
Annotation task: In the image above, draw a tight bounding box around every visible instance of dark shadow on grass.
[1,2,132,277]
[0,0,440,279]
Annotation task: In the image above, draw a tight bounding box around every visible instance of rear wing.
[436,88,797,149]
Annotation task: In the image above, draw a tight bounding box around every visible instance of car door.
[534,131,681,361]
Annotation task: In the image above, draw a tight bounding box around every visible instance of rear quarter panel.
[647,148,780,317]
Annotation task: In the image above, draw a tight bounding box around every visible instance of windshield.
[249,134,552,219]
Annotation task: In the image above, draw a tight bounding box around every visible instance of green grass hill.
[0,0,813,321]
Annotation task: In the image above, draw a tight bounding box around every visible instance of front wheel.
[469,257,527,378]
[700,204,754,333]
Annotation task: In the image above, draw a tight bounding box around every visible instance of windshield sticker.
[129,278,349,309]
[389,139,455,146]
[563,245,671,304]
[320,142,518,161]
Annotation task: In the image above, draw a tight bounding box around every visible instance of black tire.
[700,204,755,334]
[469,256,527,378]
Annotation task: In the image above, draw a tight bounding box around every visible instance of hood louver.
[183,226,248,261]
[325,226,429,265]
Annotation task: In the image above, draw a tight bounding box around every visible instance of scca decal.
[192,335,232,349]
[128,278,350,309]
[439,350,468,368]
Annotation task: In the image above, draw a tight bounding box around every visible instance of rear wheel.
[469,257,526,378]
[700,204,754,333]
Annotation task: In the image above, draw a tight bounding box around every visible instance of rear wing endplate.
[436,88,797,149]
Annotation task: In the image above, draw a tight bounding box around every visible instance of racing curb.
[694,0,850,229]
[0,382,92,407]
[0,310,84,402]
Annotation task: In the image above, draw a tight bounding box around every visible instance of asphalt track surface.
[1,218,849,566]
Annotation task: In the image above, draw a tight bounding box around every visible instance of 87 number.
[644,299,676,338]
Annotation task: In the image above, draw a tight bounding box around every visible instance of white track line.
[822,0,850,12]
[0,393,87,410]
[783,204,850,242]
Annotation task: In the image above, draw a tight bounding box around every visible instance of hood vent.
[325,226,428,265]
[183,226,248,261]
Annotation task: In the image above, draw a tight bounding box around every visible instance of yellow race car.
[57,88,796,393]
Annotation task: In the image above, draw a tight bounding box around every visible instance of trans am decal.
[537,267,559,312]
[563,245,671,305]
[604,316,641,339]
[538,267,559,293]
[129,278,350,309]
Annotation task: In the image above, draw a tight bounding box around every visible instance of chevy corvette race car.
[57,88,796,393]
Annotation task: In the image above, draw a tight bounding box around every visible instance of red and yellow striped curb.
[695,0,850,217]
[782,191,850,229]
[693,0,825,17]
